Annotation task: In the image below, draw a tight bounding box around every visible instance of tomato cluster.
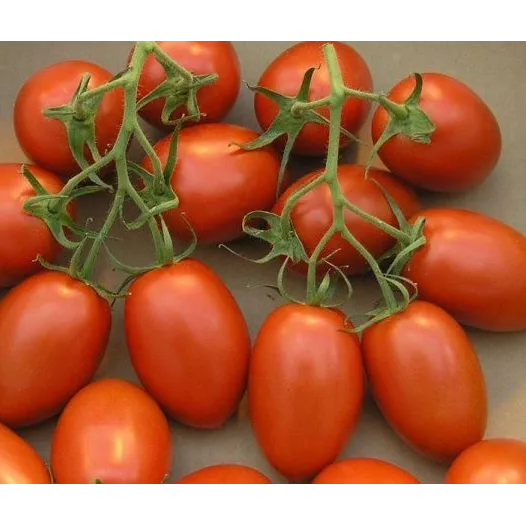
[0,41,525,485]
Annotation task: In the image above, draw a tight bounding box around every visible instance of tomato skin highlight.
[51,378,173,484]
[134,41,240,129]
[14,60,123,178]
[255,41,373,155]
[249,304,364,482]
[143,123,281,244]
[0,423,51,484]
[272,164,420,275]
[176,464,271,484]
[312,458,420,484]
[362,300,487,463]
[371,73,501,193]
[125,260,251,429]
[446,439,526,484]
[403,208,526,332]
[0,271,111,428]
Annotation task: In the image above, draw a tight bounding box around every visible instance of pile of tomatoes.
[1,41,525,485]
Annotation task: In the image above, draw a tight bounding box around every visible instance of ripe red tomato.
[403,208,526,331]
[0,271,111,428]
[362,300,487,463]
[0,422,50,484]
[51,378,173,484]
[272,164,420,275]
[14,60,123,178]
[371,73,501,192]
[143,123,281,244]
[125,260,251,429]
[176,464,271,484]
[312,458,420,484]
[134,41,240,129]
[249,304,364,482]
[255,41,373,155]
[0,163,75,288]
[446,439,526,484]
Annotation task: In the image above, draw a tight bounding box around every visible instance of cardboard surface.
[0,42,525,483]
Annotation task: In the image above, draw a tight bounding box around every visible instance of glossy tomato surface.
[403,208,526,331]
[125,260,251,429]
[14,60,123,178]
[249,304,364,481]
[446,439,526,484]
[371,73,501,192]
[0,422,50,484]
[273,164,420,275]
[135,41,240,129]
[0,271,111,428]
[51,378,173,484]
[142,123,281,244]
[362,300,487,462]
[176,464,271,484]
[255,41,373,155]
[0,163,74,288]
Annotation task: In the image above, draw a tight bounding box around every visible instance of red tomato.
[312,458,420,484]
[142,123,281,244]
[125,260,251,429]
[255,41,373,155]
[272,164,420,275]
[14,60,123,178]
[446,439,526,484]
[403,208,526,331]
[249,304,364,481]
[134,41,240,129]
[176,464,271,484]
[0,271,111,428]
[362,300,487,462]
[371,73,501,192]
[51,378,172,484]
[0,163,75,288]
[0,422,50,484]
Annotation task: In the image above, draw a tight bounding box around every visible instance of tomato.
[312,458,420,484]
[446,439,526,484]
[371,73,501,193]
[0,271,111,428]
[272,164,420,275]
[134,41,240,129]
[14,60,123,178]
[0,163,75,288]
[362,300,487,463]
[0,422,50,484]
[249,304,364,481]
[403,208,526,331]
[176,464,271,484]
[125,260,251,429]
[255,41,373,155]
[51,378,172,484]
[142,123,281,244]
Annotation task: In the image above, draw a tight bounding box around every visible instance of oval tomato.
[272,164,420,275]
[362,300,487,462]
[176,464,271,484]
[134,41,240,129]
[142,123,281,244]
[312,458,420,484]
[0,163,75,288]
[446,439,526,484]
[371,73,501,192]
[403,208,526,331]
[51,378,172,484]
[125,260,251,429]
[14,60,123,178]
[249,304,364,481]
[0,422,50,484]
[0,271,111,428]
